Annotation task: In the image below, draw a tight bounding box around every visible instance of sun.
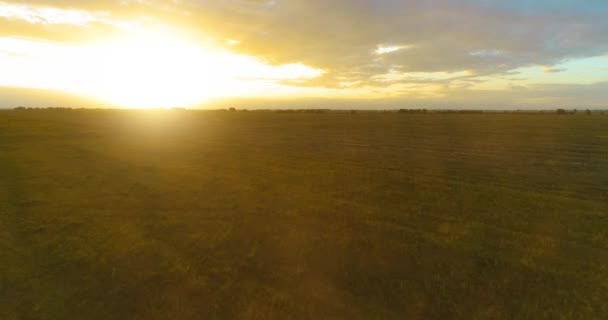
[0,27,325,109]
[70,31,229,109]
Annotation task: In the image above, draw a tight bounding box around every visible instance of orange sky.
[1,1,608,109]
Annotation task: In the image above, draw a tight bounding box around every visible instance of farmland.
[1,109,608,319]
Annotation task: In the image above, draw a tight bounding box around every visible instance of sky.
[1,0,608,109]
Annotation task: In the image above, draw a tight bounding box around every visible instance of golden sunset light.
[3,1,608,319]
[0,20,325,108]
[1,0,607,109]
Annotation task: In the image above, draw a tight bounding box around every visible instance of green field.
[1,110,608,319]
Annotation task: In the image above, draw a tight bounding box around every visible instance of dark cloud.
[544,67,566,73]
[168,0,608,88]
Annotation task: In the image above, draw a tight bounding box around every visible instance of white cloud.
[0,2,98,25]
[470,50,504,57]
[374,45,410,55]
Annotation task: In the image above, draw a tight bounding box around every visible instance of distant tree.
[229,107,236,112]
[350,110,357,114]
[585,109,592,116]
[400,108,431,114]
[556,109,567,115]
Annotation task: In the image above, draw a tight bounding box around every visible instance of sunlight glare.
[0,28,324,109]
[74,31,235,108]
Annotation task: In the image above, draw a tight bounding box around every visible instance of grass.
[1,109,608,319]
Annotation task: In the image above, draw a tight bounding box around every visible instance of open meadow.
[1,109,608,319]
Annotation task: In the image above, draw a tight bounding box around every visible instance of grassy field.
[1,109,608,319]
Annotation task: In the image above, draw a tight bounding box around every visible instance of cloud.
[1,0,608,105]
[543,67,566,73]
[2,80,608,109]
[161,0,608,87]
